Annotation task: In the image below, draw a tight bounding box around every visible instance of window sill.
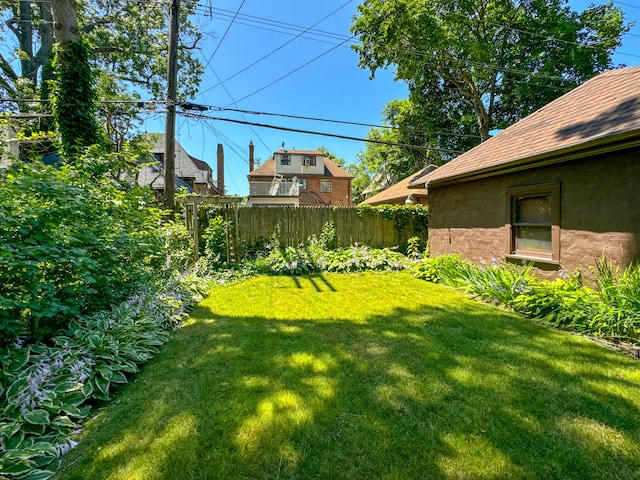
[505,254,560,269]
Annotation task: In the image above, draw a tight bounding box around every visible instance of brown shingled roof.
[424,67,640,187]
[360,165,436,205]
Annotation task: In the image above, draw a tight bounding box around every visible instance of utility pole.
[164,0,180,211]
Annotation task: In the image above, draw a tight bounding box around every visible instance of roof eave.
[426,130,640,189]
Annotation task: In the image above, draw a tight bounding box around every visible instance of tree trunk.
[50,0,80,56]
[18,1,37,87]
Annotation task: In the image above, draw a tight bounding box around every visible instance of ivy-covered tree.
[0,0,203,150]
[351,0,629,145]
[50,0,103,153]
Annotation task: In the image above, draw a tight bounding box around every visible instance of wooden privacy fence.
[236,206,428,251]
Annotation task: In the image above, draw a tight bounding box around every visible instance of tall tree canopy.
[0,0,203,149]
[351,0,629,176]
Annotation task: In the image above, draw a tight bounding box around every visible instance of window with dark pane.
[512,195,551,255]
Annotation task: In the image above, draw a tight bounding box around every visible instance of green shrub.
[0,270,207,479]
[316,245,408,273]
[511,276,595,328]
[356,204,429,254]
[0,159,185,344]
[414,254,640,344]
[203,216,229,264]
[412,255,468,284]
[318,220,336,251]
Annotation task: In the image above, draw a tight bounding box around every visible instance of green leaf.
[81,382,94,397]
[25,469,56,480]
[62,391,85,406]
[88,334,103,349]
[0,460,33,475]
[52,415,77,428]
[54,381,80,393]
[110,370,128,384]
[0,421,22,438]
[4,431,25,449]
[92,390,110,402]
[93,375,110,395]
[96,364,113,380]
[61,403,83,417]
[24,409,51,425]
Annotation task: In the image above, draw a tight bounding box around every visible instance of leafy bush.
[0,271,207,479]
[263,222,409,276]
[511,275,595,327]
[203,216,229,265]
[0,160,186,343]
[318,220,337,251]
[356,204,429,254]
[412,254,469,284]
[317,245,408,273]
[414,255,640,344]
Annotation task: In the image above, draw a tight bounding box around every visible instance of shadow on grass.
[57,275,640,480]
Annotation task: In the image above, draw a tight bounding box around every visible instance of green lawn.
[56,272,640,479]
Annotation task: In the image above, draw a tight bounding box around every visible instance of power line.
[203,0,246,66]
[178,111,465,154]
[226,35,355,107]
[614,1,640,11]
[198,0,354,97]
[206,67,272,153]
[180,102,482,139]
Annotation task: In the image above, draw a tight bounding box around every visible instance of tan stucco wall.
[428,148,640,274]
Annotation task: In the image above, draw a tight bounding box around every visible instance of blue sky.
[142,0,640,196]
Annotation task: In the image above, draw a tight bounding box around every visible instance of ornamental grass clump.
[587,258,640,341]
[414,255,640,345]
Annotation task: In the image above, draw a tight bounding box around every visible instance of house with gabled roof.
[418,67,640,274]
[138,135,219,195]
[359,165,437,206]
[247,144,353,207]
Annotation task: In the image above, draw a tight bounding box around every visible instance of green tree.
[317,146,346,166]
[0,0,203,150]
[351,0,629,144]
[50,0,103,153]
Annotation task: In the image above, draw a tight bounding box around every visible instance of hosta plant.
[0,271,207,479]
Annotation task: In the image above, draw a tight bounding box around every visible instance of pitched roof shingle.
[423,67,640,187]
[360,165,436,205]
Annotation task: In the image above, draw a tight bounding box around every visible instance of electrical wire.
[178,110,465,154]
[202,0,246,68]
[198,0,354,97]
[225,35,355,107]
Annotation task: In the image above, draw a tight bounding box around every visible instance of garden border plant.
[0,148,201,479]
[413,254,640,348]
[0,268,208,479]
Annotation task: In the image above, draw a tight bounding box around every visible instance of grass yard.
[56,272,640,479]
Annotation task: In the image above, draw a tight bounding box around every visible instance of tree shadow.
[56,282,640,479]
[556,97,640,141]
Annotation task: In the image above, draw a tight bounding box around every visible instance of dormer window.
[302,155,316,166]
[280,154,291,165]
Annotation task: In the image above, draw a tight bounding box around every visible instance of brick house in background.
[247,144,353,207]
[419,67,640,275]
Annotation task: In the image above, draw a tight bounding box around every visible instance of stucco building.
[420,67,640,274]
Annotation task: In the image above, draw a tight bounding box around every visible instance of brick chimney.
[249,141,254,172]
[216,143,225,195]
